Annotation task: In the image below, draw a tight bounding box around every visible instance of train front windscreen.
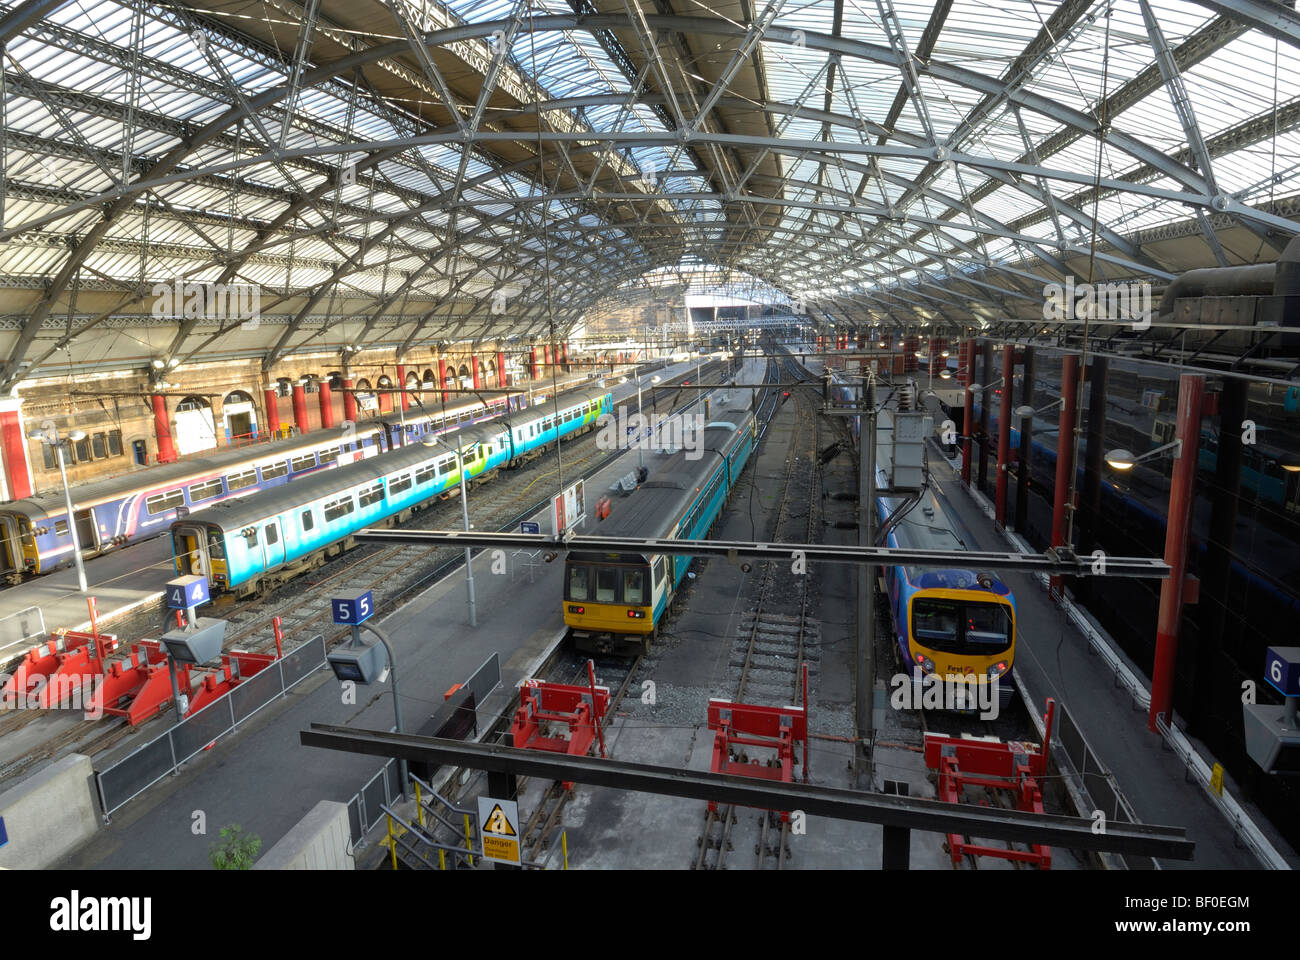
[911,598,1013,656]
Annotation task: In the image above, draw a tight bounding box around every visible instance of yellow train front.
[564,400,757,655]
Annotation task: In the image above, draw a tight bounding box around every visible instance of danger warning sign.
[477,796,521,865]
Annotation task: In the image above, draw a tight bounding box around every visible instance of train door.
[261,519,285,569]
[172,523,208,577]
[0,515,19,578]
[74,509,99,552]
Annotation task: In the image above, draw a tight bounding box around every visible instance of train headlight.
[987,661,1009,679]
[626,609,645,619]
[913,653,935,673]
[568,605,585,614]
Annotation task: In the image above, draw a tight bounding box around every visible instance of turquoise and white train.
[170,386,612,596]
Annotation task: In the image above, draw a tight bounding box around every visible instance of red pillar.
[471,355,482,391]
[1149,375,1205,732]
[263,388,281,438]
[318,381,335,430]
[0,401,33,500]
[438,358,449,404]
[961,342,974,485]
[529,348,538,380]
[292,383,309,434]
[342,378,358,424]
[562,343,569,371]
[995,345,1014,528]
[1049,354,1080,599]
[378,380,392,414]
[397,364,409,411]
[152,394,177,464]
[497,351,507,387]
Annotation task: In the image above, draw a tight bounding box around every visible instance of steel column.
[1015,346,1034,533]
[1150,375,1205,732]
[1049,354,1079,599]
[978,339,993,493]
[342,377,357,424]
[1078,355,1109,600]
[318,380,336,430]
[292,383,309,434]
[995,344,1013,527]
[152,394,177,463]
[262,387,281,438]
[961,340,974,486]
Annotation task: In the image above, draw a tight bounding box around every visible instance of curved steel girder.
[7,8,1293,388]
[1189,0,1300,49]
[4,15,1278,244]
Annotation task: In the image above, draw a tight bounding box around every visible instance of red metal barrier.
[509,675,611,789]
[706,698,808,821]
[923,699,1056,869]
[186,651,276,718]
[1,630,118,709]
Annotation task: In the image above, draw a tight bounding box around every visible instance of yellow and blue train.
[875,409,1017,707]
[170,386,611,596]
[564,397,756,655]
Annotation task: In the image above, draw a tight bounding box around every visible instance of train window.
[914,601,958,643]
[596,569,617,603]
[653,557,666,586]
[438,459,456,476]
[624,569,645,605]
[301,510,315,531]
[324,497,355,522]
[291,454,317,472]
[243,529,258,549]
[188,478,224,503]
[415,465,437,485]
[92,433,107,459]
[207,531,226,560]
[146,489,184,515]
[389,474,412,496]
[264,524,279,546]
[54,519,68,535]
[318,447,339,465]
[226,469,257,491]
[965,605,1011,645]
[358,484,384,508]
[260,462,288,481]
[568,566,590,600]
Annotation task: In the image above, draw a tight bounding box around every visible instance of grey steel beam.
[350,528,1170,578]
[298,725,1195,860]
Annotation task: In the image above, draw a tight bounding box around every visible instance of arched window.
[327,371,344,389]
[422,368,436,387]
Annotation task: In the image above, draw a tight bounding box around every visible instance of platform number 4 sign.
[165,575,210,610]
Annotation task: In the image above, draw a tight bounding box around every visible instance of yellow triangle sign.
[483,803,517,837]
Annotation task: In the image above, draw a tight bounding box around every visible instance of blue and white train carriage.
[171,386,612,595]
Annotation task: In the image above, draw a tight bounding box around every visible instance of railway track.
[695,351,820,870]
[0,363,732,787]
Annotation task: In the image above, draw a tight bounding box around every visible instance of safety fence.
[1049,698,1154,870]
[93,635,326,820]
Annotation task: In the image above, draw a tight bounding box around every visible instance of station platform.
[55,356,764,869]
[0,357,723,665]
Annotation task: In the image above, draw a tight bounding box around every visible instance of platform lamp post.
[422,435,478,627]
[28,426,88,593]
[327,589,408,797]
[636,375,661,473]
